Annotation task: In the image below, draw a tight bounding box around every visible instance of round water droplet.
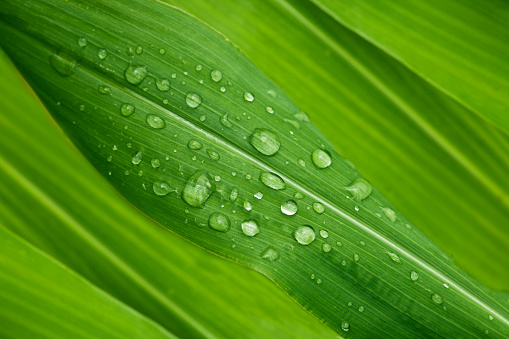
[344,178,372,201]
[248,129,280,156]
[254,192,263,200]
[230,187,239,203]
[195,64,203,71]
[410,271,419,281]
[312,149,332,169]
[146,114,166,129]
[260,246,279,262]
[120,103,135,116]
[260,172,285,190]
[322,243,332,253]
[131,151,142,165]
[432,294,443,304]
[386,251,401,263]
[316,279,322,285]
[208,213,230,232]
[266,106,274,114]
[489,315,494,321]
[293,226,315,245]
[358,306,365,312]
[210,69,222,82]
[319,230,329,238]
[97,48,108,59]
[182,170,215,208]
[353,253,360,262]
[78,36,88,47]
[382,207,397,222]
[313,202,325,214]
[281,200,298,215]
[241,219,259,237]
[156,79,170,91]
[341,321,350,332]
[49,50,77,77]
[153,181,171,196]
[135,45,143,54]
[188,140,203,150]
[186,92,202,108]
[207,149,220,161]
[98,85,111,95]
[244,201,253,211]
[298,159,306,167]
[294,111,310,122]
[220,113,233,128]
[243,92,254,102]
[124,64,148,85]
[151,158,161,168]
[159,48,166,54]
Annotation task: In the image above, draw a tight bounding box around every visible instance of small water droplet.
[195,64,203,71]
[254,192,263,200]
[319,230,329,239]
[267,89,277,98]
[245,174,252,180]
[297,159,306,167]
[159,48,166,54]
[220,86,226,93]
[386,251,401,263]
[241,219,259,237]
[182,170,215,208]
[316,279,322,284]
[98,85,111,95]
[50,50,77,77]
[210,69,223,82]
[344,178,372,201]
[156,79,171,91]
[107,155,113,162]
[312,149,332,169]
[200,115,207,122]
[243,92,254,102]
[341,259,346,266]
[187,140,203,150]
[248,129,280,156]
[120,103,135,116]
[151,158,161,168]
[443,283,450,289]
[311,274,315,280]
[266,106,274,114]
[146,114,166,129]
[135,45,143,54]
[260,172,285,190]
[294,192,305,200]
[358,306,365,312]
[78,36,88,47]
[382,207,397,222]
[124,64,148,85]
[294,111,310,122]
[410,271,419,281]
[131,151,143,165]
[208,213,230,232]
[153,181,172,196]
[220,113,233,128]
[312,202,325,214]
[186,92,202,108]
[489,315,494,321]
[341,321,350,332]
[207,150,220,161]
[260,246,279,262]
[336,241,343,247]
[353,253,360,262]
[322,243,332,252]
[244,201,253,211]
[354,205,360,211]
[431,294,443,304]
[284,118,300,130]
[97,48,108,59]
[229,187,239,202]
[293,226,315,245]
[281,200,298,215]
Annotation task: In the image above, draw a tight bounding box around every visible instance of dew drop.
[187,140,203,150]
[146,114,166,129]
[266,106,274,114]
[244,201,253,211]
[98,85,111,95]
[124,64,148,85]
[241,219,259,237]
[489,315,494,321]
[182,170,215,208]
[281,200,298,215]
[254,192,263,200]
[320,230,329,238]
[97,48,108,59]
[49,50,77,77]
[208,213,230,232]
[120,103,135,116]
[294,192,305,200]
[186,92,202,108]
[267,89,277,98]
[358,306,365,312]
[382,207,397,222]
[220,113,233,128]
[260,172,285,190]
[443,283,450,289]
[135,45,143,54]
[283,118,300,130]
[210,69,223,82]
[341,321,350,332]
[151,158,161,168]
[220,86,226,93]
[243,92,255,102]
[313,202,325,214]
[294,111,310,122]
[153,181,172,196]
[248,129,280,156]
[344,178,372,201]
[260,246,279,262]
[195,64,203,71]
[312,149,332,169]
[386,251,401,263]
[322,243,332,253]
[298,159,306,167]
[432,294,443,304]
[78,36,88,47]
[353,253,360,262]
[159,48,166,54]
[229,187,239,203]
[293,226,315,245]
[410,271,419,281]
[156,79,171,91]
[131,151,142,165]
[207,149,220,161]
[337,241,343,247]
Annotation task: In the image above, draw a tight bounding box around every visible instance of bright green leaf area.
[0,48,336,338]
[167,0,509,290]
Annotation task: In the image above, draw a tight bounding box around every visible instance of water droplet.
[281,200,298,215]
[344,178,372,201]
[322,243,332,252]
[97,48,107,59]
[135,45,143,54]
[260,172,285,190]
[260,246,279,262]
[151,158,160,168]
[107,155,113,162]
[294,111,310,122]
[98,85,111,95]
[297,159,306,167]
[210,69,223,82]
[248,129,280,156]
[311,274,315,280]
[382,207,397,222]
[410,271,419,281]
[208,213,230,232]
[293,226,315,245]
[220,113,233,128]
[159,48,166,54]
[120,103,135,116]
[243,92,254,102]
[187,140,203,150]
[341,321,350,332]
[156,79,171,91]
[337,241,343,247]
[182,170,215,208]
[131,151,142,165]
[267,89,277,98]
[353,253,360,262]
[254,192,263,200]
[358,306,365,312]
[49,50,77,77]
[200,115,207,122]
[207,150,220,161]
[312,149,332,169]
[312,202,325,214]
[443,283,450,289]
[431,294,443,304]
[341,259,346,266]
[195,64,203,71]
[78,36,88,47]
[153,181,172,196]
[241,219,259,237]
[294,192,305,200]
[386,251,401,263]
[244,201,253,211]
[186,92,202,108]
[146,114,166,129]
[316,279,322,284]
[124,64,148,85]
[245,174,252,180]
[266,106,274,114]
[489,315,494,321]
[229,187,239,202]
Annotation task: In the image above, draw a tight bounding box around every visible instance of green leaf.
[1,0,508,337]
[166,0,509,289]
[0,49,336,338]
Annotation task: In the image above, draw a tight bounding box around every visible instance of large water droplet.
[248,129,280,156]
[410,271,419,281]
[124,64,148,85]
[293,226,315,245]
[131,151,143,165]
[341,321,350,332]
[386,251,401,263]
[208,213,230,232]
[49,50,77,77]
[210,69,223,82]
[146,114,166,129]
[120,103,135,116]
[97,48,108,59]
[241,219,259,237]
[431,294,443,304]
[260,172,285,190]
[156,79,170,91]
[312,149,332,169]
[281,199,298,215]
[182,170,215,208]
[188,140,203,150]
[260,246,279,262]
[186,92,202,108]
[78,36,88,47]
[382,207,397,222]
[153,181,172,196]
[344,178,372,201]
[243,92,254,102]
[312,202,325,214]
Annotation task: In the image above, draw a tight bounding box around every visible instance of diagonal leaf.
[1,0,508,337]
[0,49,336,338]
